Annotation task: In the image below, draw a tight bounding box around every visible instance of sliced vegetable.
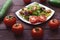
[27,5,32,11]
[29,16,38,24]
[45,13,51,17]
[23,15,29,20]
[32,11,38,16]
[38,15,47,22]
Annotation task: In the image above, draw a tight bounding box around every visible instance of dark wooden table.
[0,0,60,40]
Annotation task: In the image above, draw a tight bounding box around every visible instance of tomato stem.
[15,23,19,27]
[9,16,12,18]
[35,27,39,32]
[6,16,13,19]
[52,19,56,23]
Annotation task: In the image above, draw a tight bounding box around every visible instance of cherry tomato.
[38,15,46,22]
[12,23,24,35]
[31,27,43,39]
[23,0,31,4]
[29,16,38,24]
[48,19,60,30]
[4,15,16,28]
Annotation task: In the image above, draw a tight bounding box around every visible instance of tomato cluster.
[29,15,47,24]
[3,15,60,39]
[4,15,24,35]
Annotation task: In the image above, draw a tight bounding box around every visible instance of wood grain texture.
[0,0,60,40]
[0,30,60,40]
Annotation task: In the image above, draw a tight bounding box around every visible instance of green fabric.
[48,0,60,7]
[0,0,12,20]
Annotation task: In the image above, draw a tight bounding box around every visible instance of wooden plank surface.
[0,29,60,40]
[0,0,60,40]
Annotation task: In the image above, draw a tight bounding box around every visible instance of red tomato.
[40,0,46,3]
[31,27,43,39]
[38,15,46,22]
[48,19,60,30]
[12,23,24,35]
[29,16,38,24]
[23,0,31,4]
[4,15,16,28]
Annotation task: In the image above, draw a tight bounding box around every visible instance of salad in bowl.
[15,2,55,25]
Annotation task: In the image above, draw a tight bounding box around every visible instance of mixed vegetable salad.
[19,3,51,24]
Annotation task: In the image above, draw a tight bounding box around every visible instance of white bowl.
[15,2,55,25]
